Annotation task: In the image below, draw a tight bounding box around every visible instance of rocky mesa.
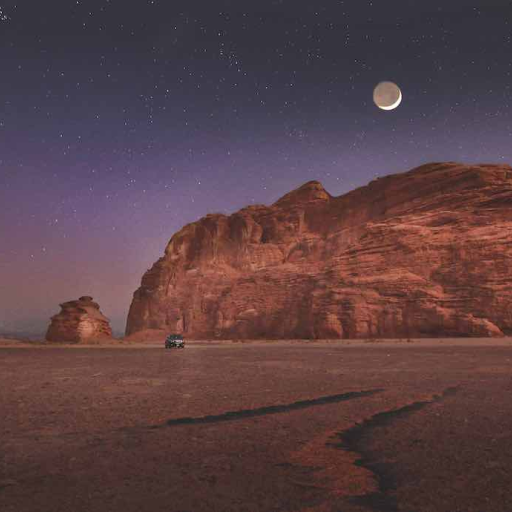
[46,296,113,343]
[126,162,512,339]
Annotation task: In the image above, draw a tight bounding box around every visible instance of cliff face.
[126,162,512,339]
[46,296,113,343]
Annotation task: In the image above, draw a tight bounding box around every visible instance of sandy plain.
[1,338,512,512]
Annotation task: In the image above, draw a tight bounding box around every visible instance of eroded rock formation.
[126,162,512,339]
[46,296,113,343]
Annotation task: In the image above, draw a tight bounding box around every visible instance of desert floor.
[2,340,512,512]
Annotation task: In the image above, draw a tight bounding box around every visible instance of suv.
[165,334,185,349]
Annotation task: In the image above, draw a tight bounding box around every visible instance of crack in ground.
[337,386,460,512]
[148,389,383,429]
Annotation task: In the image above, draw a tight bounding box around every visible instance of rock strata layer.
[126,162,512,339]
[46,296,113,343]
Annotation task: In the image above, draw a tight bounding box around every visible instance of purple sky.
[1,0,512,335]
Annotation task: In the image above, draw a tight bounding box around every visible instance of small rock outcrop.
[126,162,512,339]
[46,296,113,343]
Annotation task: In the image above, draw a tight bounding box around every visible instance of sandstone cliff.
[46,296,113,343]
[126,162,512,339]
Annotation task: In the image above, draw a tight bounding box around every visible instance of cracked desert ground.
[2,340,512,512]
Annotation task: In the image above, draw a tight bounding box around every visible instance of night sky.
[1,0,512,335]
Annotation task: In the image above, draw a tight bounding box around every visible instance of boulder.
[46,296,113,343]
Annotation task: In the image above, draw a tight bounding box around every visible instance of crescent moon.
[378,89,402,111]
[373,82,403,111]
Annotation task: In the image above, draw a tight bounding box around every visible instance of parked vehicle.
[165,334,185,349]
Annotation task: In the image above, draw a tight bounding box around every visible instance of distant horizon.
[0,321,126,340]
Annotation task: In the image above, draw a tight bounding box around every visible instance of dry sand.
[1,341,512,511]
